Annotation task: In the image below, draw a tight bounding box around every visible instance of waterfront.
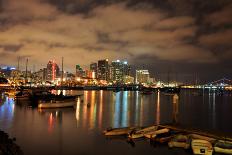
[0,89,232,155]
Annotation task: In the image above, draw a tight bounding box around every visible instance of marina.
[0,89,232,155]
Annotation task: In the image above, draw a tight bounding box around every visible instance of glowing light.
[52,60,55,81]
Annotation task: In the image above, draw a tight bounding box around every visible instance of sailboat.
[37,57,77,109]
[159,70,180,95]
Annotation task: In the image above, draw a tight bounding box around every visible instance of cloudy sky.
[0,0,231,83]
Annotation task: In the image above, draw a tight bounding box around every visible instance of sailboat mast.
[26,58,28,80]
[61,57,63,86]
[17,56,20,71]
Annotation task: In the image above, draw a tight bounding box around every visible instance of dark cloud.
[0,44,23,52]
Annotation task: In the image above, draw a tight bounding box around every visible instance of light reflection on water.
[0,90,232,155]
[0,96,15,129]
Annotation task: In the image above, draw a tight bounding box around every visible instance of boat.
[214,140,232,154]
[189,134,216,143]
[128,125,158,139]
[103,127,137,136]
[159,87,180,95]
[154,129,181,143]
[191,139,213,155]
[38,98,76,109]
[14,90,31,101]
[168,134,191,149]
[144,128,170,139]
[140,89,153,95]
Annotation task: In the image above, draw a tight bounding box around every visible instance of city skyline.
[0,0,231,83]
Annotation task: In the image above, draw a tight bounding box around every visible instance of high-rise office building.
[90,63,97,79]
[135,70,150,84]
[47,60,60,81]
[76,65,85,78]
[110,60,131,83]
[97,59,109,81]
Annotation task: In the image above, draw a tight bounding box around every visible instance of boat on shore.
[144,128,169,139]
[191,139,213,155]
[104,127,137,136]
[214,140,232,154]
[128,125,158,139]
[168,134,191,149]
[190,134,216,143]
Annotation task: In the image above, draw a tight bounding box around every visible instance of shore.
[0,130,23,155]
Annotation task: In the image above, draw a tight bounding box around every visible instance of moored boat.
[14,90,31,101]
[38,99,76,109]
[128,125,158,139]
[191,139,213,155]
[214,140,232,154]
[168,134,191,149]
[160,87,180,95]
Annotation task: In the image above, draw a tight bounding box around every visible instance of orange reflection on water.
[172,94,179,124]
[82,91,88,128]
[89,91,96,129]
[48,113,54,133]
[98,90,103,128]
[76,98,80,122]
[156,91,160,125]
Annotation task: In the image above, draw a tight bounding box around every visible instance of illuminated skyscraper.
[97,59,109,81]
[47,60,60,81]
[76,65,85,78]
[135,70,150,84]
[110,60,131,83]
[90,63,97,79]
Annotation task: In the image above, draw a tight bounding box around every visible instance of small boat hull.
[168,135,191,149]
[214,140,232,154]
[38,100,76,108]
[104,127,136,136]
[191,139,213,155]
[144,128,170,139]
[128,126,158,139]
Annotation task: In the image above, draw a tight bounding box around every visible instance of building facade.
[135,70,150,84]
[47,60,60,81]
[97,59,109,81]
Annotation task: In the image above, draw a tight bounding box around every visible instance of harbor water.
[0,89,232,155]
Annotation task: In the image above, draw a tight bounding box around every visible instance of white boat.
[38,99,76,108]
[191,139,213,155]
[190,134,216,143]
[128,125,158,139]
[104,127,137,136]
[214,140,232,154]
[168,134,191,149]
[144,128,170,139]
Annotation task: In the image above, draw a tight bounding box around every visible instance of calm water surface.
[0,89,232,155]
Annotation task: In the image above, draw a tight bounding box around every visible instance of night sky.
[0,0,231,83]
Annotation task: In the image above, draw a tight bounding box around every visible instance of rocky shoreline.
[0,130,23,155]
